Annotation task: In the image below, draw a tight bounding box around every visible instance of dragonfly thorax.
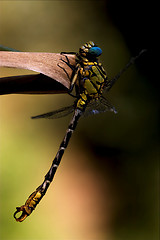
[73,42,106,111]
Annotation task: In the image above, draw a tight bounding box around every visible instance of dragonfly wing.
[83,97,117,117]
[103,49,147,93]
[31,104,74,119]
[99,96,117,114]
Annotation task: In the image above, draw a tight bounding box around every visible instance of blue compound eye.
[88,47,102,57]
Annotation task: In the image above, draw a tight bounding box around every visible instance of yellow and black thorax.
[74,41,107,110]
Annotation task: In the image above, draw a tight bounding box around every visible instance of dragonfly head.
[79,41,102,60]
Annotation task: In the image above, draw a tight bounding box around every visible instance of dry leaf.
[0,52,76,95]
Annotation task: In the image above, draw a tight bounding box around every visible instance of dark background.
[0,1,158,240]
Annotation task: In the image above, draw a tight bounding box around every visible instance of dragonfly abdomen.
[14,108,82,222]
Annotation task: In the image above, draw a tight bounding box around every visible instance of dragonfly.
[13,41,146,222]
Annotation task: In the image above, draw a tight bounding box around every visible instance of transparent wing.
[83,96,117,117]
[31,104,74,119]
[103,49,147,93]
[99,96,117,114]
[31,96,117,119]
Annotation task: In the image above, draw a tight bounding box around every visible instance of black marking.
[89,78,100,93]
[57,148,65,160]
[41,109,82,186]
[96,65,106,78]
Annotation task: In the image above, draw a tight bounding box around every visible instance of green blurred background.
[0,1,158,240]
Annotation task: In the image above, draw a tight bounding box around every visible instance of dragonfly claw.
[14,189,42,222]
[14,205,30,222]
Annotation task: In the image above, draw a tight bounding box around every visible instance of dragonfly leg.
[68,64,81,93]
[61,51,77,55]
[58,54,81,94]
[60,53,76,71]
[58,54,76,84]
[57,62,78,98]
[57,63,70,79]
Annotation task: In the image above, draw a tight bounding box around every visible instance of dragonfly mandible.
[13,41,146,222]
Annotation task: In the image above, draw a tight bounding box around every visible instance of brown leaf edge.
[0,51,76,95]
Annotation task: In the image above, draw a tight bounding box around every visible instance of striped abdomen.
[14,108,82,222]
